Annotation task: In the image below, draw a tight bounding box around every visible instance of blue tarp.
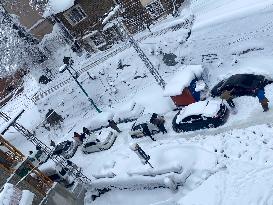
[188,78,201,102]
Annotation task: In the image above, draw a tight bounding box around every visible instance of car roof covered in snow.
[176,100,221,123]
[163,65,204,97]
[134,114,153,125]
[86,129,113,143]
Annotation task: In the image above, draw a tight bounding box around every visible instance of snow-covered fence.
[87,170,191,199]
[0,111,92,185]
[31,17,194,103]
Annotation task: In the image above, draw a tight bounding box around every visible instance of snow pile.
[0,183,14,205]
[0,183,34,205]
[176,100,220,123]
[43,0,75,17]
[19,190,34,205]
[163,65,204,97]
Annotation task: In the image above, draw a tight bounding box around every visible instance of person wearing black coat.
[141,123,156,141]
[108,120,122,133]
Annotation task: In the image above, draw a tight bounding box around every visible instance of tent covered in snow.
[163,65,206,107]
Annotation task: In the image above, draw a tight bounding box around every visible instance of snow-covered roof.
[176,100,221,123]
[163,65,204,97]
[43,0,75,18]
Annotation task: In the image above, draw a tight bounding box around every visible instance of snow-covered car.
[211,74,273,97]
[52,140,78,159]
[172,100,229,133]
[113,102,145,123]
[82,130,117,154]
[130,114,160,138]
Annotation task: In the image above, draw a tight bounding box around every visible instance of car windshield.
[182,115,202,122]
[85,141,96,147]
[133,124,142,130]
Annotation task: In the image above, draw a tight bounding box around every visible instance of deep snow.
[2,0,273,204]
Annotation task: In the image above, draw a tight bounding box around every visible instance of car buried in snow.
[82,130,117,154]
[172,100,229,133]
[52,140,78,159]
[211,74,273,97]
[129,114,160,138]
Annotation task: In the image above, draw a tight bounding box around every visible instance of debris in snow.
[162,53,178,66]
[44,109,64,128]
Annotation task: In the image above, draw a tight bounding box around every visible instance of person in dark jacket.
[108,120,121,133]
[83,127,91,136]
[255,88,269,112]
[141,123,156,141]
[150,113,167,134]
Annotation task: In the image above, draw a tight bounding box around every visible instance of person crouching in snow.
[150,113,167,134]
[83,127,91,136]
[220,89,237,114]
[141,123,156,141]
[108,120,121,133]
[255,88,269,112]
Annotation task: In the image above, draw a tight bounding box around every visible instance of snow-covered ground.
[2,0,273,204]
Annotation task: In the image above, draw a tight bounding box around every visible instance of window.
[64,5,87,26]
[145,0,165,19]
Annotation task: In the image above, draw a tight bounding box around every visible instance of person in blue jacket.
[255,88,269,112]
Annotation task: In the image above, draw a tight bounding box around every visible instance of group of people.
[220,87,269,113]
[73,120,122,144]
[73,126,91,145]
[141,113,167,141]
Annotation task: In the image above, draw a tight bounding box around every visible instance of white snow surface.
[4,0,273,204]
[43,0,75,17]
[163,65,204,97]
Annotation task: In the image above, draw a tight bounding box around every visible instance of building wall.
[56,0,114,38]
[3,0,53,40]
